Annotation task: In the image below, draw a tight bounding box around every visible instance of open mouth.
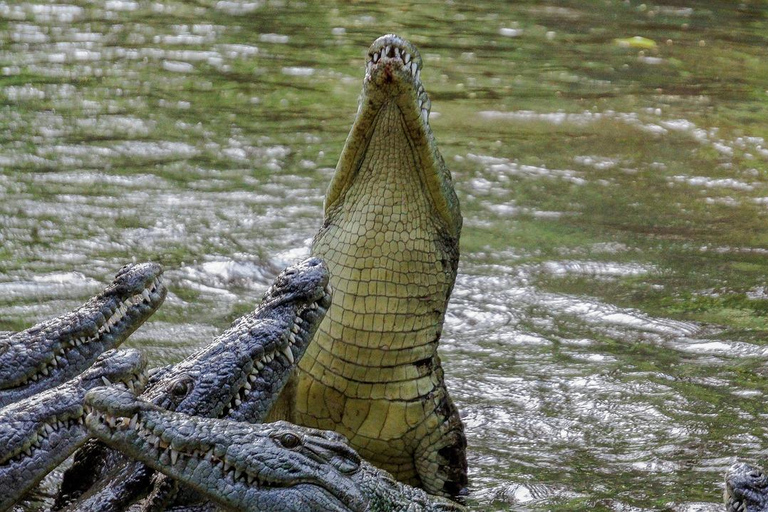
[7,276,163,389]
[221,282,331,417]
[365,35,430,126]
[1,373,145,466]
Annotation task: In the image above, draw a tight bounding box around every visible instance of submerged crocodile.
[725,461,768,512]
[270,34,467,497]
[0,348,147,511]
[85,387,467,512]
[0,262,166,407]
[56,257,331,511]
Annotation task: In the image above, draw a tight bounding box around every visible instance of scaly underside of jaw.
[7,275,164,389]
[221,285,331,418]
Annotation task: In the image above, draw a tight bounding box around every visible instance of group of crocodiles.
[1,34,466,512]
[1,34,756,512]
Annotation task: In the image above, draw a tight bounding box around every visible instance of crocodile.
[0,348,147,511]
[85,387,467,512]
[0,262,166,408]
[269,34,467,498]
[725,461,768,512]
[56,257,331,511]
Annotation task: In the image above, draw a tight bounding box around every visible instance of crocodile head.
[0,262,165,403]
[0,348,147,509]
[85,387,368,512]
[324,33,461,239]
[726,462,768,512]
[222,257,331,421]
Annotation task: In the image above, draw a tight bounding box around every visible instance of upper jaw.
[362,34,431,127]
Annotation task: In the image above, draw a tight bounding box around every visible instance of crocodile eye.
[278,432,301,449]
[170,379,192,399]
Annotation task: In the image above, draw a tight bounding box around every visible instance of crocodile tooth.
[101,376,112,386]
[129,414,138,429]
[288,333,297,345]
[422,109,429,125]
[393,47,400,59]
[372,52,379,63]
[404,52,411,64]
[282,345,295,364]
[255,361,264,371]
[295,317,303,324]
[51,358,58,367]
[41,367,49,376]
[384,45,391,57]
[291,324,300,334]
[142,289,151,302]
[242,387,251,397]
[171,449,179,465]
[248,373,258,383]
[45,423,54,435]
[243,381,252,391]
[234,398,242,407]
[24,447,32,457]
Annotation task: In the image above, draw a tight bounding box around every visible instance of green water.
[3,1,768,510]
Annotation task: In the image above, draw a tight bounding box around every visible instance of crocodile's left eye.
[278,432,301,449]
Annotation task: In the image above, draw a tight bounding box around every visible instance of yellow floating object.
[614,36,658,49]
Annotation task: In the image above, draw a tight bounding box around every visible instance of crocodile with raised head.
[270,34,467,498]
[56,257,331,512]
[0,262,166,407]
[85,387,467,512]
[725,461,768,512]
[0,348,147,511]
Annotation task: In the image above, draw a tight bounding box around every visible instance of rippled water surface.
[3,1,768,510]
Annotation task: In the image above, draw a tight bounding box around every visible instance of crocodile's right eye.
[170,378,192,399]
[278,432,301,449]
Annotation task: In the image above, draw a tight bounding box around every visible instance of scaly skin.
[725,462,768,512]
[0,348,147,511]
[57,258,331,512]
[0,263,166,408]
[270,34,467,498]
[85,388,467,512]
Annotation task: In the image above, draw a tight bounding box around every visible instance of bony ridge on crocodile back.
[269,34,467,498]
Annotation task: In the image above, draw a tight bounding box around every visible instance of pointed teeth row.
[368,45,420,79]
[17,278,162,388]
[8,415,86,463]
[222,318,304,416]
[99,277,161,335]
[91,408,269,487]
